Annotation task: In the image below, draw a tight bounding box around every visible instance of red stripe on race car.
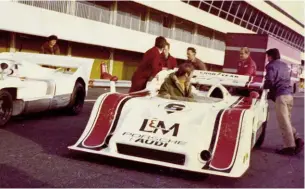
[210,109,245,170]
[233,97,253,109]
[248,76,264,89]
[82,93,128,147]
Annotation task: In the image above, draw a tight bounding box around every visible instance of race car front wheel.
[66,82,86,115]
[0,90,13,127]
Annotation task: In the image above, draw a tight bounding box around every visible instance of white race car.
[69,70,269,178]
[0,52,93,127]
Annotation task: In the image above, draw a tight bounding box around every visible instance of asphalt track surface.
[0,88,304,188]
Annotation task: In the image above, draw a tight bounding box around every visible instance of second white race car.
[69,69,269,178]
[0,52,94,127]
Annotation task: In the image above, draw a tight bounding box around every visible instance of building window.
[183,0,304,52]
[195,25,213,48]
[227,1,241,17]
[148,10,173,38]
[116,2,144,31]
[199,1,212,12]
[213,31,226,50]
[175,17,194,43]
[189,0,200,8]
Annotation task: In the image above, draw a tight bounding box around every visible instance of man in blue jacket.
[264,48,303,155]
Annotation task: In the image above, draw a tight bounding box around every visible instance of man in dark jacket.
[40,35,60,55]
[264,48,304,155]
[158,63,195,102]
[185,47,208,70]
[129,36,167,93]
[160,42,177,70]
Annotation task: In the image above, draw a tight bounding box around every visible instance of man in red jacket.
[235,47,259,98]
[129,36,167,93]
[237,47,257,76]
[160,42,177,70]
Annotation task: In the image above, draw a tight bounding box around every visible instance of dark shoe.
[275,147,296,156]
[295,138,304,154]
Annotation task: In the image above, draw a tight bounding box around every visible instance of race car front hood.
[109,96,231,163]
[69,92,253,177]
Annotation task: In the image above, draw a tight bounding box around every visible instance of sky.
[271,1,305,24]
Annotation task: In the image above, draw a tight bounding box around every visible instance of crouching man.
[158,63,195,102]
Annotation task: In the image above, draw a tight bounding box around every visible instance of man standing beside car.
[160,42,177,70]
[40,35,60,55]
[235,47,259,98]
[185,47,208,71]
[237,47,257,76]
[264,48,304,155]
[129,36,167,93]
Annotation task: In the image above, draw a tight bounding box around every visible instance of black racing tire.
[66,82,86,115]
[254,121,267,148]
[0,90,13,127]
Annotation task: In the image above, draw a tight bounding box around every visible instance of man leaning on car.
[264,48,304,156]
[129,36,167,93]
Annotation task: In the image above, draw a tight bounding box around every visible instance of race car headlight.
[0,62,9,79]
[0,62,8,70]
[200,150,212,162]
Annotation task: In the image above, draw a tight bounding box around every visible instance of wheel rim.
[0,95,12,123]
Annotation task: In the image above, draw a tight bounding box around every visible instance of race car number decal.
[164,104,185,114]
[140,119,180,137]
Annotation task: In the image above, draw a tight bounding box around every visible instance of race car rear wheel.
[0,90,13,127]
[66,82,86,115]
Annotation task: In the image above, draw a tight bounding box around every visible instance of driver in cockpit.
[158,63,195,102]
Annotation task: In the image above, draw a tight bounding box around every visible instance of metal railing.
[13,0,226,52]
[116,11,142,31]
[75,3,111,24]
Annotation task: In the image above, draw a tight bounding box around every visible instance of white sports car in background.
[0,52,94,127]
[69,70,269,178]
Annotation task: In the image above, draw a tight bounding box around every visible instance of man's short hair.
[187,47,196,54]
[155,36,167,49]
[175,63,194,77]
[266,48,281,60]
[48,35,58,41]
[240,47,250,54]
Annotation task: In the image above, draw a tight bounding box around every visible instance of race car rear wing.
[191,70,265,90]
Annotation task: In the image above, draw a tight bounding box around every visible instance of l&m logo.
[140,118,180,137]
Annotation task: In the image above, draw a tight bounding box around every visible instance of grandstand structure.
[0,0,304,80]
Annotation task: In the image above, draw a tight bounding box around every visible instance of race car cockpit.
[145,69,264,103]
